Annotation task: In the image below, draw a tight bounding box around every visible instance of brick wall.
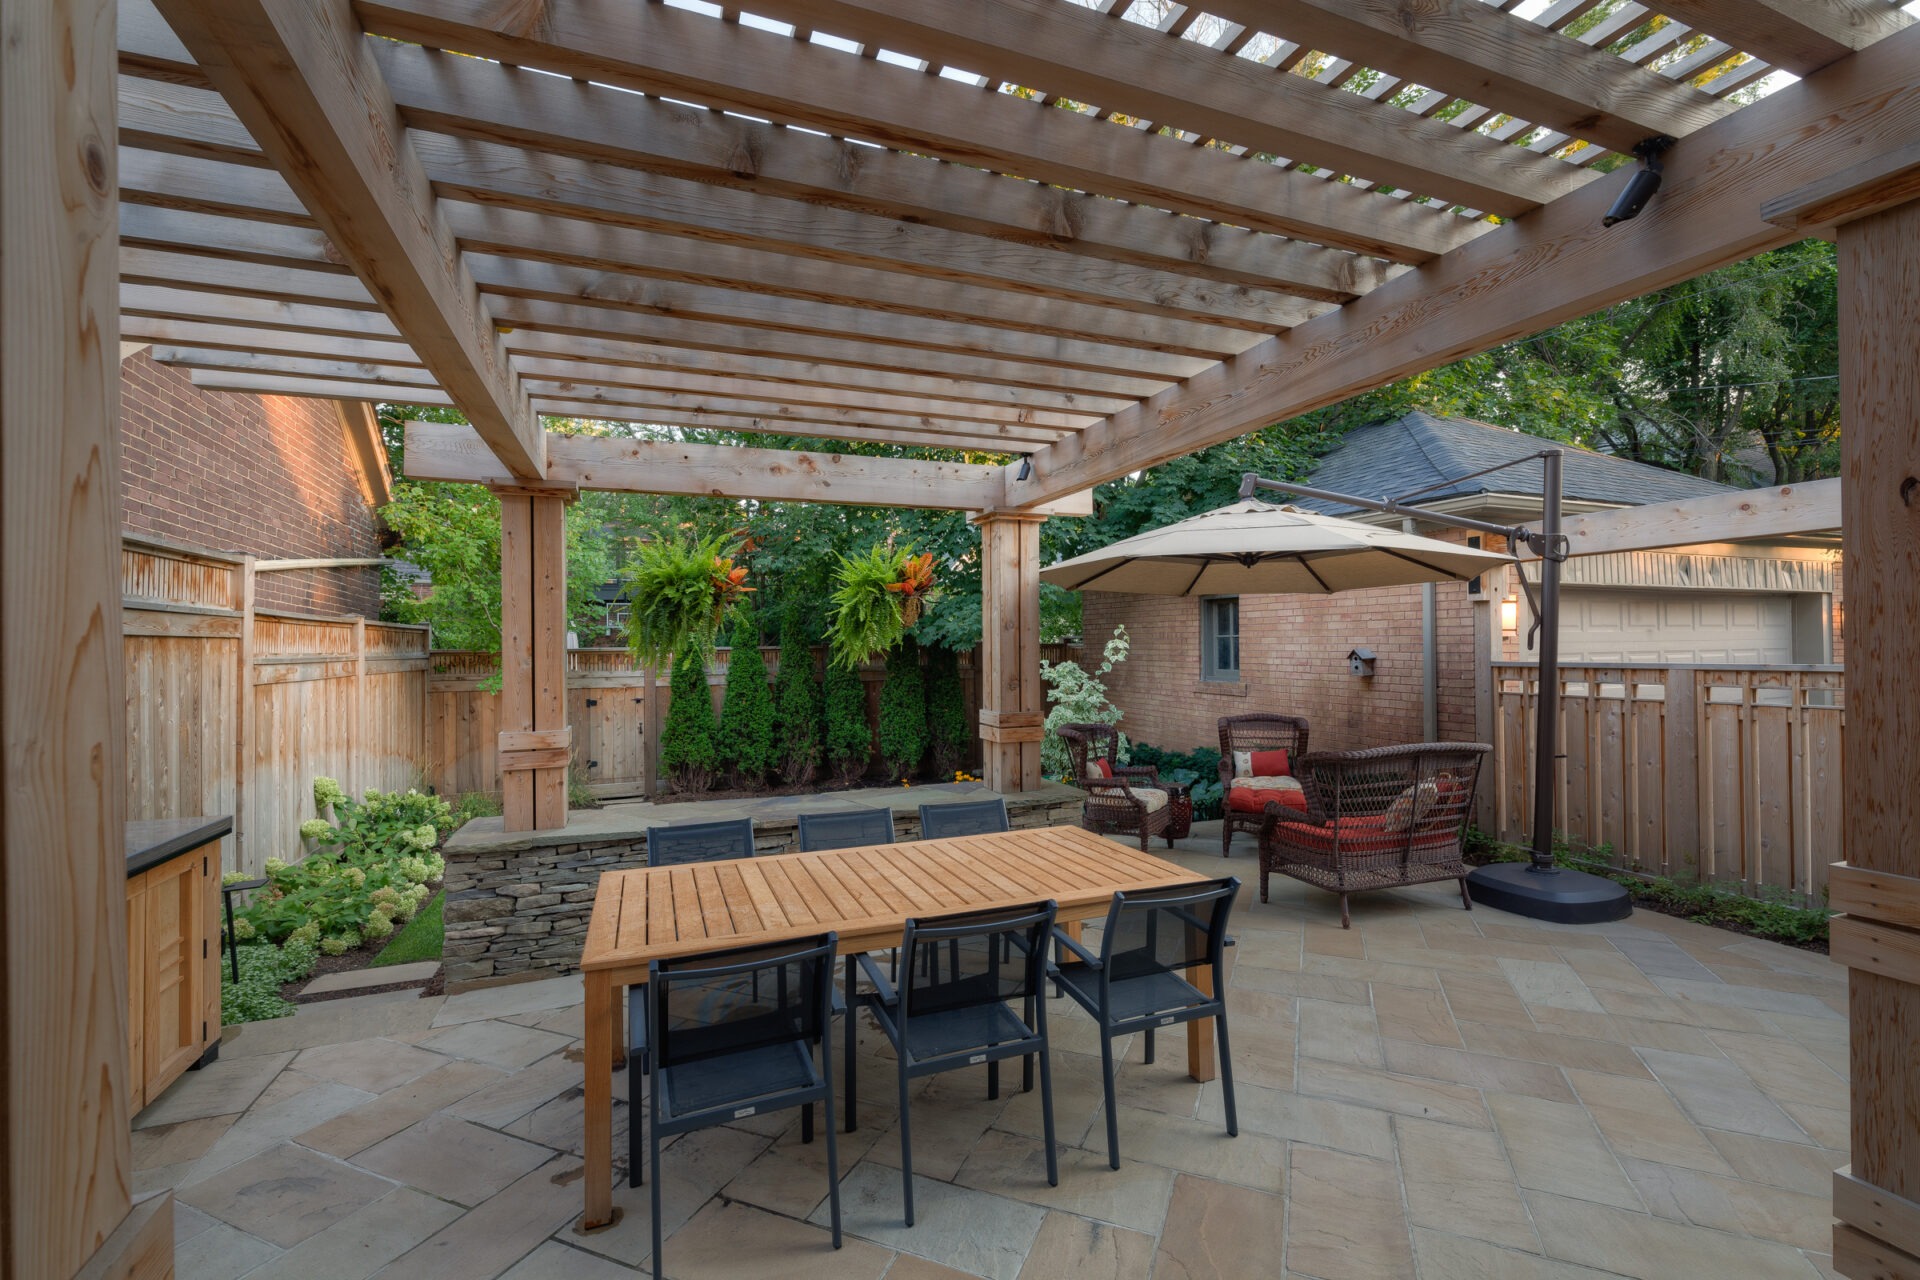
[119,350,382,616]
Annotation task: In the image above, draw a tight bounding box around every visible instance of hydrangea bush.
[1039,625,1131,780]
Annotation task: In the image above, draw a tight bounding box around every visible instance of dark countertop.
[126,815,233,879]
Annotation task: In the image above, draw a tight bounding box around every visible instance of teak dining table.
[576,823,1211,1230]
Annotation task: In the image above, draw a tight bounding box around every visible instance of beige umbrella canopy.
[1040,500,1511,596]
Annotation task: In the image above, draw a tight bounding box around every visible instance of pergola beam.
[1513,480,1842,559]
[402,423,1093,515]
[353,0,1478,262]
[1015,24,1920,507]
[743,0,1592,215]
[1650,0,1911,77]
[148,0,545,477]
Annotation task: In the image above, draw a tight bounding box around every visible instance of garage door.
[1558,588,1795,665]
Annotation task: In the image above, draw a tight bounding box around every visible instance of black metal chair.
[634,933,843,1276]
[646,817,755,866]
[917,797,1010,839]
[1050,878,1241,1170]
[845,902,1058,1226]
[797,808,897,852]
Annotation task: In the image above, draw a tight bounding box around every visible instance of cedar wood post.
[495,488,573,831]
[973,512,1046,793]
[2,0,173,1272]
[1831,196,1920,1278]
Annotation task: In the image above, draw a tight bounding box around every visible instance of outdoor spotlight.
[1603,135,1675,227]
[1016,454,1033,481]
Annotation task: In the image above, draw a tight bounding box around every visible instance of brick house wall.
[1084,574,1482,757]
[118,350,385,616]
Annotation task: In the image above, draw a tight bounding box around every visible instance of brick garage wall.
[119,350,382,616]
[1084,538,1486,756]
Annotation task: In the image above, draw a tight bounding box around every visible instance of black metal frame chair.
[635,933,843,1276]
[846,902,1058,1226]
[1051,878,1241,1169]
[646,816,756,865]
[797,808,897,852]
[917,798,1010,840]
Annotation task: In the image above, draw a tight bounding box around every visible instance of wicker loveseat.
[1057,723,1174,853]
[1258,742,1489,928]
[1217,713,1311,857]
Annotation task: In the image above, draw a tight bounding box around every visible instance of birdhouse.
[1347,647,1377,678]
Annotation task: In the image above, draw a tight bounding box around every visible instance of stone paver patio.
[138,823,1849,1279]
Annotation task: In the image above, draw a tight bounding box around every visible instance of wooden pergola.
[5,0,1918,1274]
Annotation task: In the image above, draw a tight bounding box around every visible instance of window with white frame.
[1201,596,1240,682]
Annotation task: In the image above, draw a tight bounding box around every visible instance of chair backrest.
[1055,723,1119,787]
[917,798,1011,839]
[1217,713,1311,784]
[1099,877,1239,987]
[899,902,1055,1022]
[1294,743,1490,832]
[647,817,756,867]
[647,933,837,1071]
[796,808,896,853]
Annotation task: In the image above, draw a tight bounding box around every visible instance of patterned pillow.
[1382,781,1440,833]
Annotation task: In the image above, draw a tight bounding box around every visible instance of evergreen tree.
[659,643,719,793]
[924,644,970,778]
[771,604,822,787]
[878,640,929,783]
[715,610,776,787]
[822,660,871,788]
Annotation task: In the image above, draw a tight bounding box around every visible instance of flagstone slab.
[955,1130,1175,1235]
[819,1161,1045,1280]
[1636,1048,1811,1142]
[1409,1228,1623,1280]
[220,989,444,1058]
[567,1125,773,1268]
[432,974,585,1027]
[1398,1116,1539,1251]
[500,1239,644,1280]
[1489,1093,1644,1212]
[182,1081,378,1182]
[134,1050,294,1128]
[1286,1147,1414,1279]
[670,1199,894,1280]
[180,1141,394,1247]
[419,1018,574,1070]
[305,961,443,995]
[1016,1212,1156,1280]
[173,1220,282,1280]
[246,1187,464,1280]
[1155,1173,1288,1280]
[352,1113,557,1206]
[298,1059,507,1158]
[294,1037,453,1093]
[1523,1189,1832,1280]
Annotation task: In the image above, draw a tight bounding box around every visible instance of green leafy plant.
[716,610,777,786]
[660,643,720,792]
[823,659,872,788]
[452,790,503,828]
[623,531,752,669]
[878,639,929,782]
[1128,743,1226,820]
[828,544,940,669]
[221,938,318,1025]
[924,644,970,779]
[771,604,822,787]
[1040,625,1131,780]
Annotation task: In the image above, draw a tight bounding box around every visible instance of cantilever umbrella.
[1039,500,1510,596]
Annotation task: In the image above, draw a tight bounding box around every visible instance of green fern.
[623,532,746,669]
[828,544,925,669]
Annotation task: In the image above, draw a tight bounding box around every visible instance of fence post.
[350,616,366,797]
[236,555,256,871]
[1663,665,1701,882]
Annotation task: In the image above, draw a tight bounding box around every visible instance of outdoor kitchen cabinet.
[125,816,230,1111]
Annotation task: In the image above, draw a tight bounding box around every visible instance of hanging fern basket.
[623,533,753,670]
[827,545,941,669]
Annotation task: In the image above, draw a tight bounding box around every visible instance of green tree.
[715,610,776,786]
[924,644,970,778]
[822,660,871,788]
[772,603,822,787]
[659,644,719,793]
[878,640,929,783]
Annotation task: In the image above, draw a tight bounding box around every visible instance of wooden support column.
[3,0,173,1274]
[973,513,1046,794]
[495,488,573,832]
[1832,196,1920,1278]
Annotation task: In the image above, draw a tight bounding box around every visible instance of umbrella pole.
[1529,448,1563,871]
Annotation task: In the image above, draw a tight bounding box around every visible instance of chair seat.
[1270,814,1462,857]
[658,1039,821,1120]
[630,984,845,1059]
[1089,786,1168,815]
[867,997,1034,1063]
[1052,965,1210,1024]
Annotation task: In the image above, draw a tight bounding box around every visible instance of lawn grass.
[372,891,443,967]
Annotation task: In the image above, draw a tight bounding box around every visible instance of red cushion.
[1272,814,1461,856]
[1091,757,1113,779]
[1250,749,1291,777]
[1229,786,1308,815]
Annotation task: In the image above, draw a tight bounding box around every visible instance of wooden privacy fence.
[429,642,1085,801]
[1488,662,1844,899]
[123,535,430,877]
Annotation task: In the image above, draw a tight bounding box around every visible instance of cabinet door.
[126,876,150,1111]
[142,855,204,1093]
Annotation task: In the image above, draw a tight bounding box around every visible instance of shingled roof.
[1290,411,1738,517]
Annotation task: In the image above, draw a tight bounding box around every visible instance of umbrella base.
[1466,862,1631,925]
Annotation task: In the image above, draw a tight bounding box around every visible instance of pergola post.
[974,512,1046,794]
[495,488,572,832]
[4,0,172,1273]
[1832,196,1920,1277]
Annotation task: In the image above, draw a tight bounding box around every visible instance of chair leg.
[649,1125,665,1280]
[988,1057,1000,1102]
[1340,893,1352,929]
[1138,825,1150,855]
[627,1055,642,1188]
[1144,1028,1155,1065]
[1098,1030,1121,1171]
[1459,876,1473,911]
[1023,995,1036,1093]
[1215,1011,1239,1139]
[1222,821,1232,857]
[844,956,859,1133]
[1039,1046,1059,1188]
[821,1058,844,1249]
[802,1102,815,1144]
[897,1066,916,1228]
[1260,861,1270,905]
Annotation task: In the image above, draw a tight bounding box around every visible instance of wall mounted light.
[1500,591,1520,635]
[1015,454,1033,481]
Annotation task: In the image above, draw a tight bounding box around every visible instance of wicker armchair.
[1258,743,1489,928]
[1057,723,1173,853]
[1217,713,1311,857]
